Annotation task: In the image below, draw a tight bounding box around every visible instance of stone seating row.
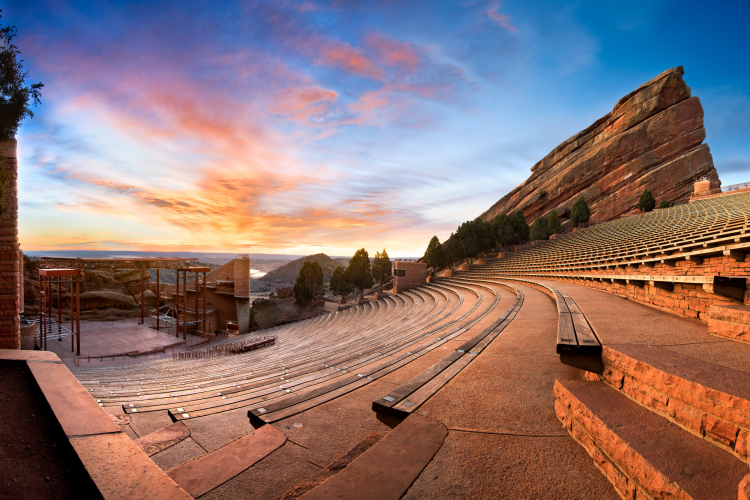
[477,192,750,273]
[372,281,524,419]
[73,282,511,423]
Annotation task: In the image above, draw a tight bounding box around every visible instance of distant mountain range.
[260,254,342,284]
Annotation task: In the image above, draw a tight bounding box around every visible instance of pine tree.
[371,249,392,292]
[510,211,530,243]
[638,189,656,213]
[348,248,374,299]
[493,214,518,250]
[329,265,353,304]
[423,236,446,270]
[293,261,324,309]
[530,216,550,241]
[658,200,674,209]
[570,196,591,227]
[547,209,561,235]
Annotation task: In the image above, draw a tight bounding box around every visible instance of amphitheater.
[3,68,750,499]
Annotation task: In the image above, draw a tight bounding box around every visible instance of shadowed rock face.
[480,67,720,226]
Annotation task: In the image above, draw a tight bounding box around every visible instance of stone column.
[234,255,251,334]
[0,139,20,349]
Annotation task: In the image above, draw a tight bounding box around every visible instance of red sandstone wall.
[479,67,720,226]
[0,140,19,348]
[234,256,251,298]
[394,260,427,294]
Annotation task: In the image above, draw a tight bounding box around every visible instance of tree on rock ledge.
[293,261,323,309]
[571,196,591,227]
[547,210,561,235]
[348,248,374,299]
[530,216,549,241]
[638,189,656,213]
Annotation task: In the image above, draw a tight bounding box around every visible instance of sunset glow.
[7,1,750,255]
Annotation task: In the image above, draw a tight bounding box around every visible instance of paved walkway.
[541,280,750,374]
[404,283,618,499]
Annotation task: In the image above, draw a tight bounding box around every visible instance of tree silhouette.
[371,249,392,293]
[348,248,374,299]
[1,11,43,141]
[293,261,324,309]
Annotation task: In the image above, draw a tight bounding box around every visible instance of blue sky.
[5,0,750,255]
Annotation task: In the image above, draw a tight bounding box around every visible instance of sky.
[5,0,750,256]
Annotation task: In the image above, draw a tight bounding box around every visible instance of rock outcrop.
[480,67,720,226]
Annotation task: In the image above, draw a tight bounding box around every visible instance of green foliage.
[547,209,561,235]
[493,214,518,250]
[529,216,549,241]
[423,236,446,270]
[638,189,656,213]
[510,211,530,243]
[0,11,44,141]
[348,248,374,298]
[444,232,459,269]
[293,261,324,308]
[570,196,591,226]
[476,218,495,255]
[658,200,674,209]
[371,249,393,292]
[329,265,354,302]
[268,291,276,300]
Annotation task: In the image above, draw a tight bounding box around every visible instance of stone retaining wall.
[597,346,749,463]
[0,140,19,349]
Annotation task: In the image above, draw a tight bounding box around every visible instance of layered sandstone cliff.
[480,67,720,226]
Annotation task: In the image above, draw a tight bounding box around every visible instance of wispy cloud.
[485,2,519,32]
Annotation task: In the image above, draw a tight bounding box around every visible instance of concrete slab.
[403,430,619,500]
[151,437,207,471]
[201,440,321,500]
[70,432,192,499]
[299,414,447,500]
[167,424,286,498]
[128,410,174,438]
[27,361,121,437]
[275,380,394,467]
[135,421,191,456]
[0,349,60,363]
[183,406,255,453]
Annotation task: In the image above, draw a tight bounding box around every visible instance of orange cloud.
[365,33,420,72]
[270,87,339,123]
[314,40,383,80]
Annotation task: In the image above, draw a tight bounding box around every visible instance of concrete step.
[555,379,748,500]
[600,344,750,461]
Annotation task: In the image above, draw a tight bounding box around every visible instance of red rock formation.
[480,67,720,226]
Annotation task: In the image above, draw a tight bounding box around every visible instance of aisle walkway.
[543,280,750,373]
[404,283,619,499]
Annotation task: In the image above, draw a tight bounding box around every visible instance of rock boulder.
[480,67,720,225]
